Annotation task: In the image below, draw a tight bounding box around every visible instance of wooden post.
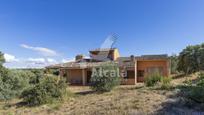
[82,69,86,86]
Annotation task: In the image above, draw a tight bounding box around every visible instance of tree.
[0,51,5,65]
[177,43,204,74]
[169,54,178,74]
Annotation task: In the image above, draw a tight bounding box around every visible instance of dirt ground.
[0,75,204,115]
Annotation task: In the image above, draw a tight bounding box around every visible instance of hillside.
[0,73,204,115]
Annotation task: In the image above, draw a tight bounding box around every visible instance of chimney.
[75,54,84,61]
[130,55,135,62]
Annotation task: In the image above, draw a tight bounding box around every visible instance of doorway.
[86,71,92,84]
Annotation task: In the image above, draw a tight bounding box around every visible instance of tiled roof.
[46,54,168,69]
[61,61,117,69]
[118,54,168,61]
[136,54,168,60]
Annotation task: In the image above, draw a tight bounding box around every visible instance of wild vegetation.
[144,72,162,87]
[1,43,204,114]
[178,72,204,104]
[144,72,172,90]
[169,54,178,74]
[21,75,67,106]
[177,43,204,74]
[90,62,120,92]
[0,51,69,107]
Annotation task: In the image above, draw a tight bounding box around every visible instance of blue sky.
[0,0,204,68]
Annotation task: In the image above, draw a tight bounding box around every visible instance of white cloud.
[4,53,19,63]
[4,57,60,69]
[26,58,59,68]
[20,44,57,57]
[47,58,57,63]
[27,58,45,63]
[62,58,75,63]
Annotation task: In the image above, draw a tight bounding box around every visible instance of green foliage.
[144,73,162,87]
[0,69,30,100]
[0,51,64,104]
[179,72,204,103]
[90,62,120,92]
[160,77,172,90]
[0,51,5,65]
[197,72,204,86]
[177,43,204,74]
[29,69,44,84]
[21,75,67,106]
[187,86,204,103]
[46,69,60,76]
[169,54,178,74]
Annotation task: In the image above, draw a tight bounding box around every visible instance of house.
[46,48,170,85]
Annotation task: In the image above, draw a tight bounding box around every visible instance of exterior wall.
[113,49,120,61]
[66,69,83,85]
[59,59,170,85]
[60,69,89,85]
[121,60,169,84]
[90,49,120,61]
[137,60,169,77]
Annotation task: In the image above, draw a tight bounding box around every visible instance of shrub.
[46,69,60,76]
[144,73,162,87]
[21,75,67,106]
[196,72,204,86]
[0,69,30,100]
[169,55,179,74]
[187,86,204,103]
[90,62,120,92]
[161,77,172,90]
[178,72,204,103]
[29,69,44,84]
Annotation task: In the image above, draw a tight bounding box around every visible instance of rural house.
[46,48,170,85]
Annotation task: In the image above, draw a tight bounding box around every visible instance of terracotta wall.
[137,60,169,77]
[59,59,170,85]
[61,69,89,85]
[66,69,84,84]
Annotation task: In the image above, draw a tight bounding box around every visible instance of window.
[137,70,144,78]
[126,70,135,78]
[146,67,163,75]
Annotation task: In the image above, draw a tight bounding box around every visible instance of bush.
[90,62,120,92]
[29,69,44,84]
[187,86,204,103]
[178,72,204,103]
[21,75,67,106]
[197,72,204,86]
[169,55,179,74]
[0,68,30,100]
[161,77,172,90]
[144,73,162,87]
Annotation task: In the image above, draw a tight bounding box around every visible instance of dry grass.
[0,74,203,115]
[0,85,173,115]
